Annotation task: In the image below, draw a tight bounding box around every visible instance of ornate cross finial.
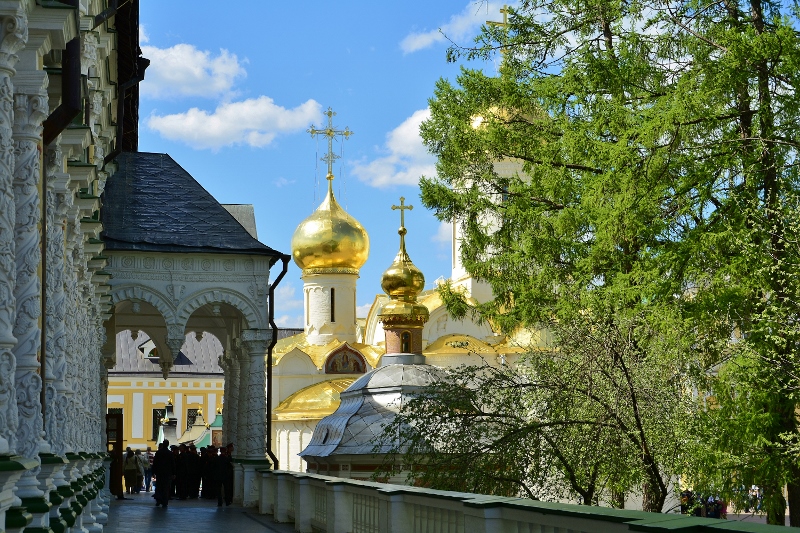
[308,107,353,181]
[486,4,510,28]
[487,5,511,57]
[392,196,413,228]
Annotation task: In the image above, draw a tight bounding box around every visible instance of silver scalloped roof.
[111,330,224,374]
[300,364,443,459]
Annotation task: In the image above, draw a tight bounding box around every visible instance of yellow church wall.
[107,375,224,450]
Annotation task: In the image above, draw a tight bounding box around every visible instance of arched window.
[330,288,335,322]
[401,331,411,353]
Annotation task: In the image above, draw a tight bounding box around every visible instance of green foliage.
[408,0,800,521]
[379,312,693,508]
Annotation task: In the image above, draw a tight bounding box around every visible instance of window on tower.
[331,288,335,322]
[401,331,411,353]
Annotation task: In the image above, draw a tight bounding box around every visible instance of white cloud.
[147,97,322,150]
[273,177,296,188]
[273,282,304,329]
[356,303,373,318]
[432,221,452,246]
[140,44,247,99]
[139,24,149,44]
[275,283,303,310]
[400,2,511,54]
[274,314,304,328]
[351,108,436,188]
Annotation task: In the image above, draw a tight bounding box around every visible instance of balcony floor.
[104,489,294,533]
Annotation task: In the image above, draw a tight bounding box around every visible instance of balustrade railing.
[257,469,785,533]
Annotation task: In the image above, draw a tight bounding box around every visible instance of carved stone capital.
[80,32,97,77]
[0,9,27,74]
[240,329,270,355]
[12,90,47,140]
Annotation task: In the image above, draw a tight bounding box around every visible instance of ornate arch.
[110,284,177,323]
[177,288,264,330]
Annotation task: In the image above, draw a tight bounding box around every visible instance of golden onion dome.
[291,176,369,274]
[381,226,425,301]
[379,198,429,323]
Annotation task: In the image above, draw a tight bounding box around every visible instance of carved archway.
[177,288,263,331]
[110,285,177,323]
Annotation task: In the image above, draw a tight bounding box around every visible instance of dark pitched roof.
[101,152,284,262]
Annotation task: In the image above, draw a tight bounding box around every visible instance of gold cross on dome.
[392,196,413,228]
[308,107,353,180]
[487,5,511,57]
[487,4,510,28]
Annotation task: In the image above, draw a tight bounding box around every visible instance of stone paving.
[103,490,295,533]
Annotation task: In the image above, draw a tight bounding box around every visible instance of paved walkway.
[103,490,295,533]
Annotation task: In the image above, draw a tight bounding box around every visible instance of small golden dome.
[291,177,369,274]
[379,202,429,323]
[381,227,425,301]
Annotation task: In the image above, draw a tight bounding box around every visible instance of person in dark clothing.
[187,445,201,499]
[152,440,176,507]
[213,446,234,506]
[202,446,218,499]
[170,445,180,498]
[175,444,190,500]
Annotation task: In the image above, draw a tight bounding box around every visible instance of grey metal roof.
[101,152,283,261]
[222,204,258,239]
[110,330,224,375]
[300,364,443,459]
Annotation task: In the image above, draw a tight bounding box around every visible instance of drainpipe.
[103,54,149,167]
[41,0,81,421]
[92,0,133,30]
[266,255,290,470]
[42,0,81,147]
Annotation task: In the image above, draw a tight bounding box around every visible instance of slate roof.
[101,152,283,262]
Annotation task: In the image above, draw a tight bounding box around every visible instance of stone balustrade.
[257,470,785,533]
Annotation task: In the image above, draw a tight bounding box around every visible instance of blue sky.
[137,2,509,327]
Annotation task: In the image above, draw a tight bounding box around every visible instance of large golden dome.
[291,177,369,274]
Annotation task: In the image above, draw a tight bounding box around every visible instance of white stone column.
[163,325,183,380]
[233,339,248,504]
[239,329,270,507]
[241,329,269,459]
[11,64,51,530]
[0,2,26,461]
[44,153,70,451]
[235,339,249,456]
[225,350,240,449]
[62,207,80,454]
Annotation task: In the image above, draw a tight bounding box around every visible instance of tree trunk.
[642,480,665,513]
[788,467,800,527]
[763,482,786,526]
[611,490,625,509]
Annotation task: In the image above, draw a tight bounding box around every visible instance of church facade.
[269,111,530,475]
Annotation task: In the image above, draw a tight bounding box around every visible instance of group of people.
[124,440,235,508]
[680,490,728,519]
[122,447,152,494]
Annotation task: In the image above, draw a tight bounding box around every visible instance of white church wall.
[274,421,315,473]
[303,273,359,345]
